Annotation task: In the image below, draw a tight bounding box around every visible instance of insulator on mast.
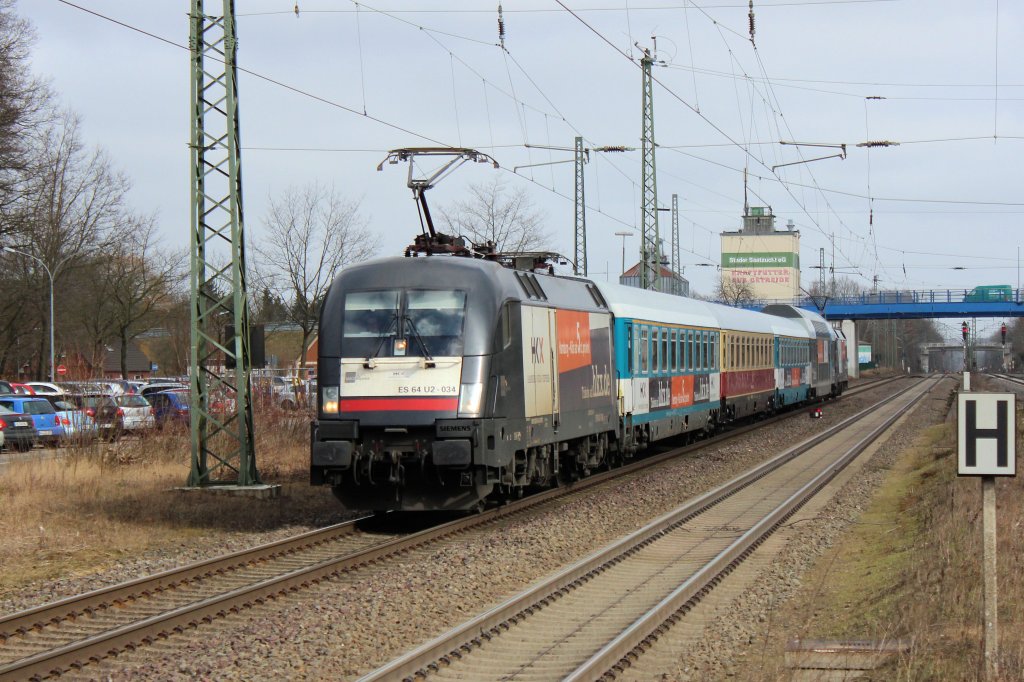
[748,1,755,44]
[497,4,506,50]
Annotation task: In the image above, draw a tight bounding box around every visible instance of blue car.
[148,389,190,428]
[0,396,65,446]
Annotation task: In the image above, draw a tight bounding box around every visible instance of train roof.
[592,280,812,338]
[762,304,835,338]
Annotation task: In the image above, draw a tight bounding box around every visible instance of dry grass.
[737,381,1024,681]
[0,408,348,599]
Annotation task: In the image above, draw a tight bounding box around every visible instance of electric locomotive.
[310,255,846,512]
[310,256,617,511]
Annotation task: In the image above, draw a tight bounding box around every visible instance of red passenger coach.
[721,368,775,396]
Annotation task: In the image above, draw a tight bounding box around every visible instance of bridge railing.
[723,288,1023,310]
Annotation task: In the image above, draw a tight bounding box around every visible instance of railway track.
[358,376,938,681]
[988,372,1024,388]
[0,375,909,681]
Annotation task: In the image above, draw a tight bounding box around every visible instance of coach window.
[626,324,634,373]
[662,329,669,372]
[713,333,718,369]
[701,332,707,370]
[652,328,660,373]
[640,327,649,374]
[670,330,677,370]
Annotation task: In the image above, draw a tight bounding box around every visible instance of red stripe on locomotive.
[340,397,459,412]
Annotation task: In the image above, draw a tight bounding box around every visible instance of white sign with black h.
[958,392,1016,477]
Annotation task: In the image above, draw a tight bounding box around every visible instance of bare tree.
[715,276,757,306]
[1,111,133,376]
[437,177,549,254]
[102,218,185,377]
[255,182,377,368]
[0,0,51,227]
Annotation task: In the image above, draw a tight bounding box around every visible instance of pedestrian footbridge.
[748,289,1024,321]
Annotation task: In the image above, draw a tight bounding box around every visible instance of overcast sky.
[17,0,1024,339]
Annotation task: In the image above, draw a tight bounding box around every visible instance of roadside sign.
[151,362,158,372]
[958,392,1016,476]
[56,365,67,376]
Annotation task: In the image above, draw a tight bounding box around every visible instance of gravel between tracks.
[7,378,940,681]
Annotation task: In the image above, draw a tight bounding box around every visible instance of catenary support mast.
[574,136,587,276]
[640,48,660,291]
[187,0,259,487]
[671,193,680,295]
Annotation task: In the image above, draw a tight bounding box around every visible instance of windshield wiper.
[364,314,400,368]
[404,315,436,367]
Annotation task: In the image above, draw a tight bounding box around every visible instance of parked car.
[148,389,190,428]
[270,375,312,409]
[0,403,37,451]
[60,381,112,396]
[68,393,119,426]
[0,396,63,446]
[25,381,65,396]
[42,395,96,444]
[141,383,187,398]
[110,394,156,437]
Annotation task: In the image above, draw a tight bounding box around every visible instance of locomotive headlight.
[322,386,340,414]
[457,382,484,417]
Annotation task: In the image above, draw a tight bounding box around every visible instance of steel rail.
[0,375,908,681]
[569,376,938,681]
[356,378,930,682]
[0,519,370,640]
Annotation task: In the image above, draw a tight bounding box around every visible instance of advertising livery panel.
[556,310,614,413]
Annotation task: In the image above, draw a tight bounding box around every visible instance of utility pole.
[187,0,260,488]
[671,193,681,295]
[639,45,660,291]
[574,136,587,276]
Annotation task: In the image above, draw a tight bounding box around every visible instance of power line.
[238,1,906,18]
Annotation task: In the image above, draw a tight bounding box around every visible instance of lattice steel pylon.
[573,136,587,276]
[671,193,680,295]
[186,0,258,487]
[639,49,660,291]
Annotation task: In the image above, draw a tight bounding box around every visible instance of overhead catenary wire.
[53,0,1017,288]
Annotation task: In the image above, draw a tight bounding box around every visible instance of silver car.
[110,394,156,435]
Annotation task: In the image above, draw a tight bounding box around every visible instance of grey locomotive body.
[310,257,617,511]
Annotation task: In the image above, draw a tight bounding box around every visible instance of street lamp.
[3,247,69,382]
[614,231,632,278]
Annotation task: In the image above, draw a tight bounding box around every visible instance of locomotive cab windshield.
[343,289,468,361]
